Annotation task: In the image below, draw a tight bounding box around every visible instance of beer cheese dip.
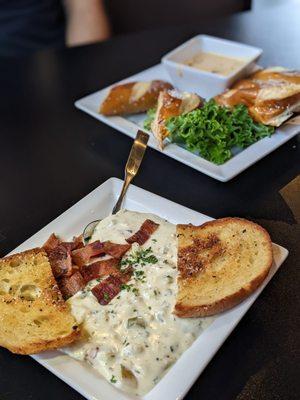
[64,210,213,395]
[184,51,246,76]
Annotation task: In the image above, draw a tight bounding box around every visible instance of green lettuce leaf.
[143,107,156,131]
[166,100,274,165]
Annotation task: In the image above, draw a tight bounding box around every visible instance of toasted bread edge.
[6,328,80,355]
[0,248,81,354]
[175,217,274,318]
[2,247,43,261]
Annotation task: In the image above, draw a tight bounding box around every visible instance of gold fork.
[83,130,149,244]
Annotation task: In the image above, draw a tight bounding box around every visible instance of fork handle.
[112,130,149,215]
[112,173,133,215]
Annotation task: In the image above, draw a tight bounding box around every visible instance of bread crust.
[151,90,182,149]
[2,247,43,261]
[151,90,203,149]
[0,248,80,354]
[6,328,80,355]
[175,267,271,317]
[175,218,273,317]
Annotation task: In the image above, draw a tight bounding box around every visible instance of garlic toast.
[0,249,79,354]
[175,218,273,317]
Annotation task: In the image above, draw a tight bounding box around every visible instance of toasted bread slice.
[151,89,203,149]
[175,218,273,317]
[0,249,80,354]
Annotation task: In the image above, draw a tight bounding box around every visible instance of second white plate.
[75,64,300,182]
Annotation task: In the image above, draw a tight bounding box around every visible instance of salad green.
[144,100,274,165]
[143,107,156,131]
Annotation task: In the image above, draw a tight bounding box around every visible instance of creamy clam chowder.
[64,210,212,395]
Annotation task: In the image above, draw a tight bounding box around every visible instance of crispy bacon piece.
[43,233,61,251]
[103,241,131,258]
[47,245,73,278]
[59,271,85,299]
[91,275,123,305]
[61,235,84,252]
[71,241,105,267]
[81,258,120,283]
[44,233,83,257]
[126,219,159,245]
[43,234,84,277]
[72,234,84,249]
[91,269,133,305]
[71,240,131,267]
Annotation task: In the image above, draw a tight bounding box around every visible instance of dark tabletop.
[0,3,299,400]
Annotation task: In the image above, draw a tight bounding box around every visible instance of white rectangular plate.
[75,64,300,182]
[8,178,288,400]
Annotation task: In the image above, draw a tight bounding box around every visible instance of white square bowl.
[162,35,262,98]
[7,178,288,400]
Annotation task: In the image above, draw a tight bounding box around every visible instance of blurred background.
[0,0,297,58]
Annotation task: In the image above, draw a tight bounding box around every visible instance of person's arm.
[63,0,110,47]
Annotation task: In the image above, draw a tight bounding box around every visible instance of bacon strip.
[47,245,73,278]
[72,234,84,249]
[71,241,105,267]
[103,241,131,258]
[43,233,83,252]
[92,270,132,305]
[43,234,85,278]
[126,219,159,245]
[71,240,131,267]
[61,235,84,252]
[92,275,123,305]
[81,258,120,283]
[43,233,61,251]
[59,271,85,299]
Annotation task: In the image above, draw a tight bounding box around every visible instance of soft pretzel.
[99,80,173,116]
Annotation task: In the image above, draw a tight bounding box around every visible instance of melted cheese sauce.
[184,51,245,76]
[64,210,212,395]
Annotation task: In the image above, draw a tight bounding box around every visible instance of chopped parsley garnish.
[103,292,110,301]
[110,375,117,384]
[132,287,139,295]
[121,284,139,295]
[135,270,145,277]
[134,270,146,282]
[121,284,133,292]
[121,247,158,269]
[119,247,159,295]
[145,254,159,264]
